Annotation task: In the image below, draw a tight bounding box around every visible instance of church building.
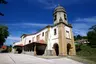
[13,5,76,56]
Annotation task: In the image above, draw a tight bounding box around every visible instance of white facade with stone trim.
[13,5,76,56]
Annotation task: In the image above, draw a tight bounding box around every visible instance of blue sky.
[0,0,96,45]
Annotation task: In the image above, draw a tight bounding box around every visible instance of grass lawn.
[77,44,96,62]
[69,44,96,64]
[67,55,96,64]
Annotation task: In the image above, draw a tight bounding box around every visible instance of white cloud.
[72,16,96,36]
[38,0,57,9]
[37,0,91,9]
[75,16,96,23]
[73,29,87,36]
[72,23,89,36]
[25,0,57,9]
[26,0,91,9]
[22,23,51,26]
[7,23,52,27]
[73,23,89,29]
[5,36,20,45]
[7,36,20,41]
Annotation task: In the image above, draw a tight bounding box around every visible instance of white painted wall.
[25,35,32,45]
[13,37,26,46]
[34,28,48,42]
[15,26,59,50]
[21,37,26,45]
[47,26,59,50]
[20,28,49,45]
[13,41,21,46]
[14,25,72,52]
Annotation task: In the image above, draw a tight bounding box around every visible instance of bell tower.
[53,5,68,25]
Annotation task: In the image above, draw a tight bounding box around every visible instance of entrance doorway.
[33,43,47,55]
[67,43,71,55]
[53,43,59,56]
[16,47,22,54]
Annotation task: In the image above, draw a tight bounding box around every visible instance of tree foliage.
[0,0,8,4]
[87,25,96,47]
[74,34,87,41]
[0,25,9,46]
[0,0,8,16]
[74,35,83,40]
[77,35,82,40]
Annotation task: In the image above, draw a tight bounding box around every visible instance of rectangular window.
[66,30,69,33]
[42,32,44,36]
[45,31,48,41]
[32,37,35,42]
[54,29,57,35]
[37,35,40,41]
[66,30,70,38]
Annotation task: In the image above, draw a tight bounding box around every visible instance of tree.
[82,36,87,39]
[87,25,96,47]
[77,35,82,40]
[0,25,9,46]
[74,35,82,41]
[0,0,8,16]
[74,36,77,41]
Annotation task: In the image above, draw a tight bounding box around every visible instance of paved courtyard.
[0,53,83,64]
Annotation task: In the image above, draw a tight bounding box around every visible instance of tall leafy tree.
[0,0,8,16]
[0,25,9,46]
[87,25,96,47]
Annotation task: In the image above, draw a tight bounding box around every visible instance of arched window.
[64,14,67,20]
[54,15,57,21]
[54,28,57,35]
[42,32,44,36]
[29,40,31,43]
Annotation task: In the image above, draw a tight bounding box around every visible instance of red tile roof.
[1,45,7,49]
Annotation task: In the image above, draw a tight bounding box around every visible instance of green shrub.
[75,42,82,52]
[77,44,96,62]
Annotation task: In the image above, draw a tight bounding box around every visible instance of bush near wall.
[75,42,82,52]
[1,46,12,53]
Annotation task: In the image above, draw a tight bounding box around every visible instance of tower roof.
[54,4,66,14]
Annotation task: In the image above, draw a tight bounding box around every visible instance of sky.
[0,0,96,45]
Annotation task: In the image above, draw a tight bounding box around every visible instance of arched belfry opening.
[67,43,71,55]
[53,43,59,56]
[59,17,63,22]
